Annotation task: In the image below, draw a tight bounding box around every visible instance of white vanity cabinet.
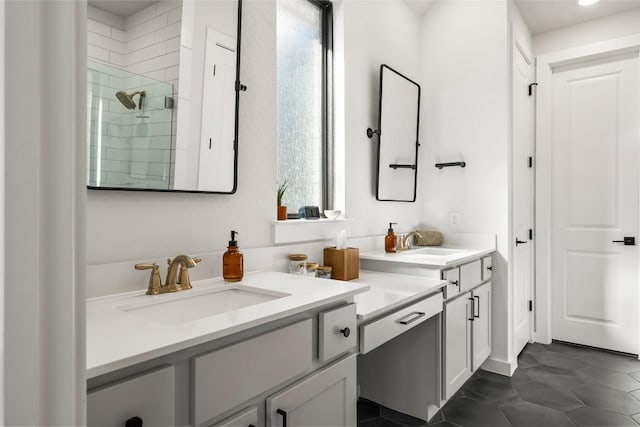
[88,302,359,427]
[443,279,493,399]
[266,354,357,427]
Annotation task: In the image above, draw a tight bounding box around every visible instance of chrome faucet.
[135,254,201,295]
[397,231,423,251]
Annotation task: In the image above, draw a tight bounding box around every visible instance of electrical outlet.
[449,212,461,229]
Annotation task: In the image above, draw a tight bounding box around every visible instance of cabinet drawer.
[482,256,493,282]
[192,319,312,426]
[88,365,175,427]
[360,293,443,354]
[460,260,482,293]
[442,267,461,299]
[319,303,357,362]
[213,406,258,427]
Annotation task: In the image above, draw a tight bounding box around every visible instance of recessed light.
[578,0,599,6]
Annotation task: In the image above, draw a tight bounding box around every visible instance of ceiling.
[403,0,640,35]
[88,0,157,18]
[515,0,640,34]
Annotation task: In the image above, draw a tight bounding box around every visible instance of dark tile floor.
[358,342,640,427]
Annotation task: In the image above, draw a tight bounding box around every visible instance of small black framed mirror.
[370,64,421,202]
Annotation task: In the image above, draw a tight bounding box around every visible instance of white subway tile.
[156,1,181,16]
[142,42,166,60]
[165,65,179,81]
[130,4,157,27]
[109,51,126,67]
[127,32,155,54]
[125,21,145,41]
[88,5,125,30]
[167,7,181,25]
[108,75,124,91]
[88,44,109,62]
[111,27,127,43]
[143,14,168,35]
[145,69,166,82]
[130,58,155,75]
[155,21,182,43]
[166,36,180,53]
[154,51,180,70]
[88,19,111,37]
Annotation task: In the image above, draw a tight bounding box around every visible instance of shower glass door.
[87,60,174,190]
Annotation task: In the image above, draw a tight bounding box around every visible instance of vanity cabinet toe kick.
[359,292,444,354]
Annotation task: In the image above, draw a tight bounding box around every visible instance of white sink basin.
[118,285,289,325]
[402,247,468,257]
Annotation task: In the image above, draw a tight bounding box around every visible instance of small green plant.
[277,180,288,206]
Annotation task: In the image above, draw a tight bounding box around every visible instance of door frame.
[534,33,640,345]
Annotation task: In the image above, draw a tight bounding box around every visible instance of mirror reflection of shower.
[115,90,150,118]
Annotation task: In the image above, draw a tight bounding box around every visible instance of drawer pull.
[277,408,288,427]
[125,416,143,427]
[339,327,351,338]
[486,266,492,271]
[397,311,426,325]
[451,280,459,286]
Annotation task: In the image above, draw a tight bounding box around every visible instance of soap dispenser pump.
[385,223,398,253]
[223,230,244,282]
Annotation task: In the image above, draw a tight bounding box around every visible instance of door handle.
[474,296,480,318]
[277,409,287,427]
[612,237,636,246]
[468,297,475,321]
[516,238,527,246]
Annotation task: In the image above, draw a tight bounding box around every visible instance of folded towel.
[414,230,443,246]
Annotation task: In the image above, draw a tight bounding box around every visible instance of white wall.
[340,0,423,238]
[418,0,511,368]
[533,7,640,55]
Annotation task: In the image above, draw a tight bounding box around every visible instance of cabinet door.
[266,354,356,427]
[214,406,259,427]
[87,366,175,427]
[472,282,492,371]
[443,294,472,400]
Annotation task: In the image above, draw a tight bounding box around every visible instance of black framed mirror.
[370,64,420,202]
[86,0,244,194]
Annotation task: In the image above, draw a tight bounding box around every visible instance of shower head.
[115,90,146,110]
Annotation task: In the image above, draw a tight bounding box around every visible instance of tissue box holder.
[323,247,359,281]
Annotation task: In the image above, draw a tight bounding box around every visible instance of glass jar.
[316,265,332,279]
[288,254,307,275]
[306,262,319,277]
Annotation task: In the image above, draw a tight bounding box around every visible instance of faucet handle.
[135,263,162,295]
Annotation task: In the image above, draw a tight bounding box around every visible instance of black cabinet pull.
[277,408,287,427]
[516,238,527,246]
[468,297,475,321]
[474,296,480,318]
[486,266,493,271]
[125,416,143,427]
[248,425,256,427]
[340,327,351,338]
[612,237,636,246]
[451,280,459,286]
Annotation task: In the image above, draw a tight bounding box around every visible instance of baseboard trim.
[481,357,517,376]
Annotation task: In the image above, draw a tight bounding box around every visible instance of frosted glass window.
[277,0,329,213]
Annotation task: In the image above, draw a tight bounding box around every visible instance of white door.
[198,28,237,192]
[551,52,640,354]
[512,45,534,355]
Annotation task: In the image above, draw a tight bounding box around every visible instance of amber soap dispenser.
[223,230,244,282]
[385,222,398,253]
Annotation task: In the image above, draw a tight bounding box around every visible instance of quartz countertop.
[359,246,494,268]
[86,271,369,379]
[353,270,447,322]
